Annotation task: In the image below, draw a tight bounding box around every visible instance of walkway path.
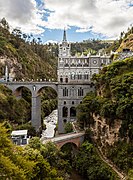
[93,138,127,180]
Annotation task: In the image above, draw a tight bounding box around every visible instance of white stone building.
[57,30,111,133]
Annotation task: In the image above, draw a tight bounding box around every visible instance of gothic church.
[58,30,111,133]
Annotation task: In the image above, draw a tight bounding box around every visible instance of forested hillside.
[71,39,111,56]
[0,18,58,133]
[77,54,133,178]
[0,18,57,80]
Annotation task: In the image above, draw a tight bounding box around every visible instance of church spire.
[63,29,67,41]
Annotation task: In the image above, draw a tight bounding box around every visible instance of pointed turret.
[63,29,67,42]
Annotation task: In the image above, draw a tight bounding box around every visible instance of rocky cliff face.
[0,56,21,78]
[91,114,122,148]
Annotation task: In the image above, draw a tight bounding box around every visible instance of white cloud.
[44,40,57,44]
[0,0,133,38]
[43,0,133,38]
[0,0,45,34]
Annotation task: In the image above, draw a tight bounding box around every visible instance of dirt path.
[93,139,127,180]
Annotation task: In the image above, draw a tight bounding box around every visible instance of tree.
[0,123,35,179]
[74,142,117,179]
[0,17,9,30]
[64,122,73,133]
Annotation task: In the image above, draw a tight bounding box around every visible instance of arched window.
[63,107,68,117]
[78,87,84,96]
[70,87,75,97]
[63,87,68,96]
[78,72,82,79]
[60,77,63,83]
[65,76,68,83]
[71,72,75,80]
[70,107,76,117]
[84,72,89,80]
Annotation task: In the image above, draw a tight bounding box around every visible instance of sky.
[0,0,133,43]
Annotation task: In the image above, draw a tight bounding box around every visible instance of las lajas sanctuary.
[57,30,111,133]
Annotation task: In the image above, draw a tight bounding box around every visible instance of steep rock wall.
[91,114,122,148]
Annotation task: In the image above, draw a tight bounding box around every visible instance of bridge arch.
[37,86,58,121]
[6,82,58,132]
[55,138,81,149]
[37,85,58,96]
[7,84,32,95]
[12,85,32,98]
[36,84,58,95]
[60,141,78,149]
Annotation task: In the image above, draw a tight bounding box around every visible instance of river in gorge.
[41,109,86,180]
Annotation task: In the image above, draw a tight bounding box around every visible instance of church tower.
[58,29,71,57]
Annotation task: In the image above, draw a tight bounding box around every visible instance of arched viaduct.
[6,81,58,132]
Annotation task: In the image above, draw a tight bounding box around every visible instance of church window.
[78,87,84,96]
[78,73,82,79]
[65,76,68,83]
[60,76,63,83]
[70,87,75,96]
[84,73,89,80]
[63,87,68,96]
[63,107,68,117]
[72,101,74,105]
[71,72,75,80]
[70,107,76,117]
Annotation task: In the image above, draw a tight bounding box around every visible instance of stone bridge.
[41,132,85,149]
[3,81,58,131]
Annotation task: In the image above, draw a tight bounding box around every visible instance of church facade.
[58,30,111,133]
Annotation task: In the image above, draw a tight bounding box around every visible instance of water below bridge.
[41,109,57,138]
[41,110,85,180]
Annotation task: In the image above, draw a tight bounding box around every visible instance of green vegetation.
[106,26,133,54]
[0,18,58,133]
[0,123,71,179]
[0,85,30,126]
[77,57,133,139]
[0,18,133,179]
[64,122,73,133]
[0,18,57,80]
[73,141,118,180]
[106,141,133,174]
[71,39,110,56]
[77,57,133,177]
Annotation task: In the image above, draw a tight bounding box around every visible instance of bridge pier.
[32,95,41,132]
